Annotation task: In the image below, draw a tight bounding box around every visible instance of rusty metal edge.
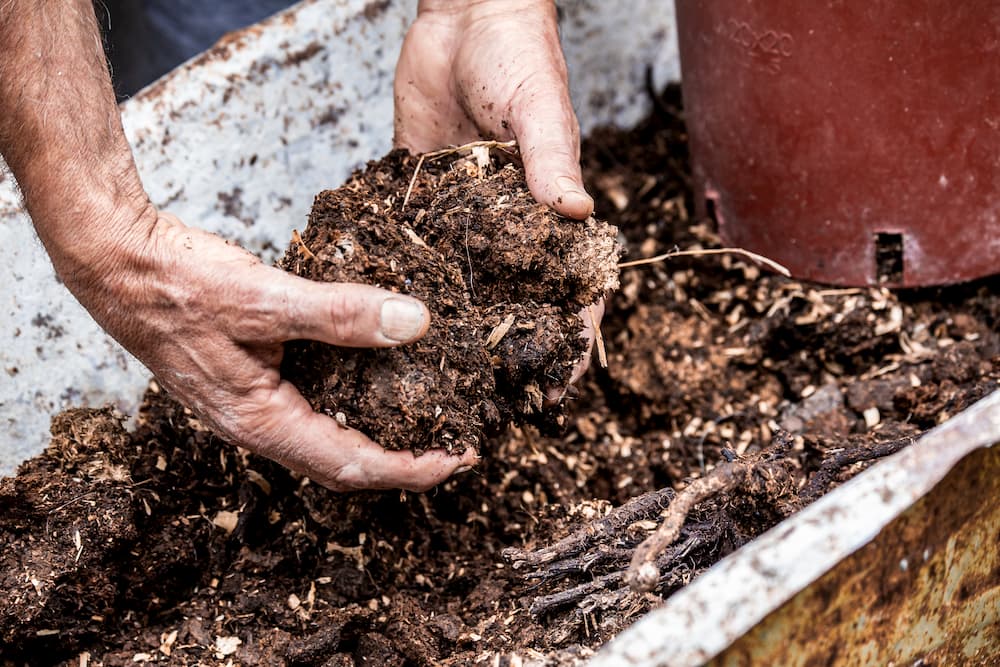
[587,389,1000,667]
[708,444,999,665]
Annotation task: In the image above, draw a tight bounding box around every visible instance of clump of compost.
[279,146,621,453]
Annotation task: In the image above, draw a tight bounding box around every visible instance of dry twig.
[400,154,426,212]
[618,246,791,277]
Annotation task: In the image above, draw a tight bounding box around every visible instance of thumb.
[261,269,431,348]
[509,76,594,220]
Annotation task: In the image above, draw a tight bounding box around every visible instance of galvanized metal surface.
[0,0,680,474]
[588,389,1000,667]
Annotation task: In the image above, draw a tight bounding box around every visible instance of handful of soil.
[279,145,620,454]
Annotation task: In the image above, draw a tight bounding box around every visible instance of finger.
[231,381,478,492]
[256,270,431,348]
[509,75,594,220]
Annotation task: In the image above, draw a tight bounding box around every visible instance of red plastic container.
[676,1,1000,287]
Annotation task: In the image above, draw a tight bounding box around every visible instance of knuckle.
[240,278,309,344]
[243,303,284,343]
[226,388,296,455]
[327,288,367,343]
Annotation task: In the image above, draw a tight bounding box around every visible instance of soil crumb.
[279,147,620,453]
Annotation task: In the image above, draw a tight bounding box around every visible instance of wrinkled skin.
[395,0,595,221]
[395,0,602,389]
[64,207,479,492]
[2,0,597,493]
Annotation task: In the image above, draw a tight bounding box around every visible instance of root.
[503,486,675,570]
[505,428,917,619]
[528,570,625,617]
[506,435,797,615]
[624,462,747,593]
[526,531,714,617]
[420,139,518,161]
[798,435,916,503]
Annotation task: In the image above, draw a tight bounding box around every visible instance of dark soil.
[1,86,998,666]
[279,147,620,453]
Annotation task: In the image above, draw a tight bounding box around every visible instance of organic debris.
[279,146,621,453]
[0,86,997,665]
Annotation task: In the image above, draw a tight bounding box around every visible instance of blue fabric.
[144,0,296,64]
[107,0,298,97]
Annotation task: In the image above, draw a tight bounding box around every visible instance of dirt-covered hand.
[0,0,474,492]
[394,0,594,221]
[395,0,604,395]
[67,210,476,492]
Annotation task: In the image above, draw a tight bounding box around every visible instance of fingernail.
[455,465,473,474]
[555,176,594,216]
[380,297,427,342]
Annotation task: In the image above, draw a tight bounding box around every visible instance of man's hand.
[394,0,595,221]
[79,210,478,491]
[395,0,603,390]
[0,0,474,492]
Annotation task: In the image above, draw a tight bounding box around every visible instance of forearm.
[0,0,153,286]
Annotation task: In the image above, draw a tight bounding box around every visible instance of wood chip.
[245,469,271,495]
[214,636,242,659]
[291,229,317,261]
[401,225,428,248]
[159,629,178,656]
[588,305,607,368]
[212,510,239,535]
[471,145,491,175]
[486,314,517,350]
